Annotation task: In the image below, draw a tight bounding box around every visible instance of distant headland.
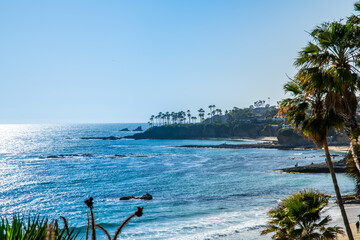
[82,103,349,149]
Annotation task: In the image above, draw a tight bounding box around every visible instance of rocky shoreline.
[80,133,350,174]
[275,159,347,173]
[178,142,314,150]
[178,142,349,173]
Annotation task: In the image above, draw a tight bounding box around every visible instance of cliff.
[125,123,281,140]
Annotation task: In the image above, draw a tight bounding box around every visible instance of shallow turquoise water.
[0,124,354,239]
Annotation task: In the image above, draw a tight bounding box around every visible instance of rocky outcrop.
[277,158,347,173]
[133,126,143,131]
[119,193,153,201]
[125,123,279,140]
[140,193,152,200]
[179,143,314,150]
[261,124,281,136]
[120,128,130,131]
[81,136,122,140]
[277,128,313,147]
[120,196,136,200]
[329,132,350,146]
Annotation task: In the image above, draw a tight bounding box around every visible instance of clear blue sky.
[0,0,356,123]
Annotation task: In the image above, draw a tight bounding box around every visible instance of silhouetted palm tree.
[187,110,191,124]
[198,108,205,122]
[279,70,353,239]
[295,21,360,137]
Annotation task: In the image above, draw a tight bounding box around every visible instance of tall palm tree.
[191,116,197,123]
[198,108,205,122]
[295,19,360,195]
[171,112,176,124]
[149,115,154,126]
[295,21,360,137]
[165,112,170,125]
[187,110,191,124]
[262,189,343,239]
[157,112,162,126]
[279,70,354,239]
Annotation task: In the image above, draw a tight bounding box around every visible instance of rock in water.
[119,196,135,200]
[120,193,152,200]
[120,128,130,131]
[140,193,153,200]
[133,126,143,131]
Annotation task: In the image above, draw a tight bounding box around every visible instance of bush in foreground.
[261,189,343,240]
[0,197,143,240]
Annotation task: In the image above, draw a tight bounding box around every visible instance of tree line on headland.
[147,101,280,127]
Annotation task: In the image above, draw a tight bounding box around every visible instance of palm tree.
[191,116,197,123]
[198,108,205,122]
[149,115,154,126]
[279,70,354,239]
[208,105,213,122]
[165,112,170,125]
[208,105,216,122]
[155,115,159,126]
[157,112,162,126]
[187,110,191,124]
[171,112,177,124]
[295,21,360,137]
[295,19,360,195]
[262,189,343,239]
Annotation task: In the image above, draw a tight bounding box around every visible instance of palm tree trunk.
[323,140,354,240]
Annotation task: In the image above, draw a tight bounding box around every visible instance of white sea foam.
[117,207,270,240]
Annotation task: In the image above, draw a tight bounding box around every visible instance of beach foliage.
[262,189,343,240]
[0,197,143,240]
[0,215,79,240]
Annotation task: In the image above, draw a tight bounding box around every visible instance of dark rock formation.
[125,123,280,140]
[340,195,360,204]
[329,132,350,146]
[140,193,152,200]
[179,143,313,150]
[261,124,281,136]
[81,136,122,140]
[277,159,347,173]
[277,128,313,147]
[133,126,143,131]
[120,193,153,201]
[120,128,130,131]
[45,154,93,159]
[120,196,136,200]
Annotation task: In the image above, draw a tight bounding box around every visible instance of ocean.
[0,123,355,239]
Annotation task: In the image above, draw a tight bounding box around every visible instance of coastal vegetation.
[279,64,354,239]
[0,215,79,240]
[129,122,280,139]
[133,104,284,140]
[261,190,343,239]
[276,2,360,238]
[0,198,143,240]
[147,102,279,126]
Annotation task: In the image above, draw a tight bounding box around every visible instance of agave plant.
[84,197,143,240]
[0,215,79,240]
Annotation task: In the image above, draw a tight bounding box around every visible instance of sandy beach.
[328,146,350,153]
[337,222,360,240]
[329,203,360,239]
